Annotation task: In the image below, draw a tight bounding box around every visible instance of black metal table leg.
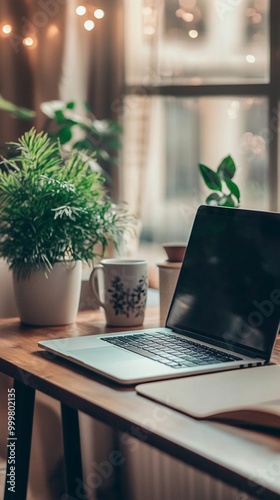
[61,403,84,499]
[4,379,35,500]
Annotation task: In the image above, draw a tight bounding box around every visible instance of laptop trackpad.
[61,346,174,382]
[67,347,141,366]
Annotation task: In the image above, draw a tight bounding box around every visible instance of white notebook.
[136,364,280,429]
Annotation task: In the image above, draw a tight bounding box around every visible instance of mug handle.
[89,265,105,309]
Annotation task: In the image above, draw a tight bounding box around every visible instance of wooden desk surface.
[1,308,280,499]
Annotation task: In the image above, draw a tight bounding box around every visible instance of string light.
[23,37,35,47]
[75,3,105,30]
[84,20,95,31]
[142,4,156,38]
[1,24,12,35]
[182,12,194,22]
[189,29,198,38]
[94,9,104,20]
[76,5,86,16]
[174,1,202,39]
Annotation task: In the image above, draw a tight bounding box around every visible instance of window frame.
[122,0,280,211]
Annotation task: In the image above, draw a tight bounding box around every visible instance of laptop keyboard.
[101,332,241,369]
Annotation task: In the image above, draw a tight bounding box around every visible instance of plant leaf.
[199,164,222,191]
[205,193,223,205]
[54,109,66,124]
[224,178,240,203]
[57,127,73,144]
[0,94,35,120]
[217,155,236,180]
[66,101,75,109]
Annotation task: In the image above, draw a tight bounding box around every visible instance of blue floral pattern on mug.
[108,274,148,318]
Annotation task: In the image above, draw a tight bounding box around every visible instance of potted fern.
[0,128,130,325]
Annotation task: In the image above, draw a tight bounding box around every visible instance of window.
[121,0,280,261]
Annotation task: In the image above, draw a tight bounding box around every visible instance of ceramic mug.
[89,259,148,326]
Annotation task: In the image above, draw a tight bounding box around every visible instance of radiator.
[119,435,255,500]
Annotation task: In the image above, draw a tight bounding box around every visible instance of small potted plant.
[0,128,131,325]
[199,155,240,207]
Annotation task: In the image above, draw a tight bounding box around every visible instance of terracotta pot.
[162,243,187,263]
[13,261,82,326]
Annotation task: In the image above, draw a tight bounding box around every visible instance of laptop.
[39,205,280,385]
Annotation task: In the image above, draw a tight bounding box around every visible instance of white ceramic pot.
[13,261,82,326]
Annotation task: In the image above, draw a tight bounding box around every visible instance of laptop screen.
[166,206,280,359]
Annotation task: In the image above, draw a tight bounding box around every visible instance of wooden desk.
[1,308,280,500]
